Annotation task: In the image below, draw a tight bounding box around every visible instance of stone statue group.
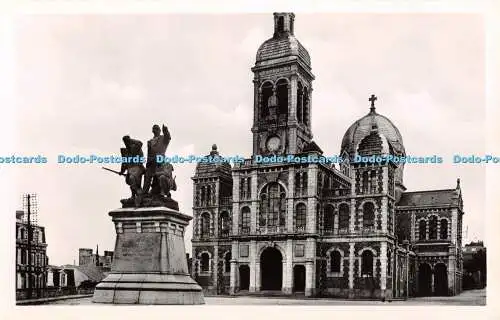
[109,124,178,209]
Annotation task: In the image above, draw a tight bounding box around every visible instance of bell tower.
[251,12,315,156]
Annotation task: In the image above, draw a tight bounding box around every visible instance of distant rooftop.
[398,189,460,207]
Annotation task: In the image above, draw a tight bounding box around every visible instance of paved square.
[42,289,485,306]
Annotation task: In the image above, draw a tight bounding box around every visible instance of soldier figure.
[143,124,176,198]
[154,162,177,198]
[119,135,146,207]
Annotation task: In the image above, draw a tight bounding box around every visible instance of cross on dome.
[369,94,377,113]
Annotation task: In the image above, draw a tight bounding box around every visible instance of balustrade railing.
[220,197,232,205]
[322,188,351,197]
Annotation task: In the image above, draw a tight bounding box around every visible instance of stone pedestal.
[92,207,204,304]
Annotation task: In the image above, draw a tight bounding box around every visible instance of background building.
[43,247,114,296]
[462,241,486,289]
[78,247,114,269]
[16,209,49,300]
[191,12,464,299]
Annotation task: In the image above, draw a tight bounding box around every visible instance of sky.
[11,13,485,266]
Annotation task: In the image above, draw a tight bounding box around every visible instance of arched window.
[330,251,341,273]
[277,16,284,33]
[362,202,375,230]
[324,205,334,232]
[240,207,250,234]
[387,250,392,275]
[429,216,438,240]
[419,220,427,240]
[220,211,230,237]
[295,172,308,196]
[276,79,289,117]
[303,88,310,125]
[297,82,303,123]
[324,175,331,190]
[295,203,307,232]
[224,252,231,273]
[370,171,377,193]
[21,248,26,264]
[339,203,350,230]
[200,186,205,205]
[260,183,286,231]
[206,185,211,205]
[440,219,448,239]
[362,171,369,194]
[361,250,374,276]
[239,177,252,199]
[261,82,273,119]
[201,212,211,238]
[200,252,210,272]
[317,172,323,192]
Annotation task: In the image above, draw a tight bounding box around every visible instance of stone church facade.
[191,13,464,299]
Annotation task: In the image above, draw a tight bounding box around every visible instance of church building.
[191,13,464,299]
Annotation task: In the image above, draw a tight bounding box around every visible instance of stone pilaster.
[381,197,388,233]
[287,167,295,232]
[288,127,297,154]
[310,239,317,295]
[380,242,387,296]
[307,87,313,128]
[448,254,456,295]
[232,173,240,235]
[213,245,219,292]
[249,240,257,292]
[229,241,239,294]
[451,208,458,245]
[305,260,314,296]
[289,75,298,122]
[251,171,258,234]
[334,214,339,235]
[350,198,356,233]
[348,242,355,290]
[255,261,261,291]
[215,178,220,206]
[284,239,293,294]
[382,166,388,194]
[253,80,259,128]
[252,80,260,155]
[410,211,416,242]
[306,165,318,234]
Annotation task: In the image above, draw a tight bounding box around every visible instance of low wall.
[16,287,87,301]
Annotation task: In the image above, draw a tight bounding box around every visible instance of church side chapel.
[191,13,464,299]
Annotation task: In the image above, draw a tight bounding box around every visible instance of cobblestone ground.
[44,289,485,306]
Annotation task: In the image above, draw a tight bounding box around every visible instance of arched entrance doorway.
[434,263,448,296]
[293,265,306,292]
[418,263,432,296]
[260,247,283,291]
[239,265,250,291]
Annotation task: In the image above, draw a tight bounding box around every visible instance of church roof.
[302,140,323,154]
[195,144,232,177]
[397,189,460,208]
[340,109,405,158]
[256,34,311,67]
[62,264,106,282]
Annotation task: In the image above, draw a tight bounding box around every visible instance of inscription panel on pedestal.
[113,233,162,272]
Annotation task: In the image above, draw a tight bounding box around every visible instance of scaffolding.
[21,193,38,299]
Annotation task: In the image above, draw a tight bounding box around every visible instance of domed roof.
[255,34,311,67]
[340,109,405,158]
[195,144,231,176]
